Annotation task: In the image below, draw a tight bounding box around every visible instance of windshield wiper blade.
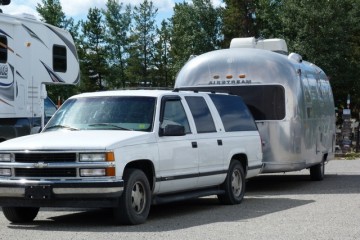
[45,125,79,131]
[88,123,131,131]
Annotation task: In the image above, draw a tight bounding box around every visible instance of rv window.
[209,94,257,132]
[53,45,67,72]
[227,85,285,121]
[185,96,216,133]
[0,36,7,63]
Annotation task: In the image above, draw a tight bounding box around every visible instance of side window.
[0,35,7,63]
[44,97,57,120]
[185,96,216,133]
[53,45,67,72]
[162,99,191,134]
[210,94,257,132]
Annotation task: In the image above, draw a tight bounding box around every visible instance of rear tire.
[2,207,39,223]
[113,168,151,225]
[218,161,245,205]
[310,161,325,181]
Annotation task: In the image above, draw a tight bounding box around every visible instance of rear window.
[229,85,285,120]
[185,96,216,133]
[180,85,285,120]
[209,94,257,132]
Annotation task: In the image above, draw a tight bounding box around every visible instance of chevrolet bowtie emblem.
[33,162,48,168]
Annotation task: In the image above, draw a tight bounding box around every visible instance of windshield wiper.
[44,125,79,131]
[88,123,131,131]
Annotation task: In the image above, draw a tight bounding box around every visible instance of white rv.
[175,37,336,180]
[0,11,79,142]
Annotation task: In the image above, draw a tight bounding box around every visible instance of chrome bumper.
[0,179,124,199]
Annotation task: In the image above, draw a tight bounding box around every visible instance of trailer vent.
[230,37,288,54]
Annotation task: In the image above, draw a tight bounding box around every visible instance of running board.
[152,187,225,205]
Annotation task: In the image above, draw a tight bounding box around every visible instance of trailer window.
[53,45,67,72]
[185,96,216,133]
[178,85,285,121]
[0,36,7,63]
[229,85,285,120]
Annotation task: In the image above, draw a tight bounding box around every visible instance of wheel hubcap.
[231,169,242,197]
[131,181,146,214]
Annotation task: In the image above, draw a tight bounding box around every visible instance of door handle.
[192,142,198,148]
[217,140,223,146]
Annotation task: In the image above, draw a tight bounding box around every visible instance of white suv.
[0,90,263,225]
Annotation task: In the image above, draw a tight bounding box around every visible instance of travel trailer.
[0,10,80,142]
[175,37,336,180]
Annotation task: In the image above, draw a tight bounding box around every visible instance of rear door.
[185,95,225,187]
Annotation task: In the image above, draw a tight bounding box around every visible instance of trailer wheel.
[113,168,151,225]
[2,207,39,223]
[217,161,245,205]
[310,161,325,181]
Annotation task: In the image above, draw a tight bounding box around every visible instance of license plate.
[25,185,52,199]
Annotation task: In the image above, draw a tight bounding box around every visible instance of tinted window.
[0,35,7,63]
[185,96,216,133]
[162,99,191,133]
[184,85,285,120]
[53,45,67,72]
[210,94,257,132]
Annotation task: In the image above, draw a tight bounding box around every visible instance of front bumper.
[0,179,124,208]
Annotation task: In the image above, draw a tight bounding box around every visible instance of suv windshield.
[43,96,156,132]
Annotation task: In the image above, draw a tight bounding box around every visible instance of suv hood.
[0,130,154,151]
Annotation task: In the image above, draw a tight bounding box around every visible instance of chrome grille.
[13,153,77,178]
[15,153,77,163]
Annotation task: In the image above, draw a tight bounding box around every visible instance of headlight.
[0,153,11,162]
[79,152,114,162]
[80,153,106,162]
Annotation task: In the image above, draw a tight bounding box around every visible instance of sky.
[0,0,221,24]
[0,0,176,23]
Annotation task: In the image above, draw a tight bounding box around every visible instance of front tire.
[218,161,246,205]
[2,207,39,223]
[310,161,325,181]
[113,168,151,225]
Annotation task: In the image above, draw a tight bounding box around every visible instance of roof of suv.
[69,89,226,99]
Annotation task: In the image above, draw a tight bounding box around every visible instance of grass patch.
[343,152,360,160]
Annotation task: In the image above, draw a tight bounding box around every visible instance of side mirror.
[160,124,185,136]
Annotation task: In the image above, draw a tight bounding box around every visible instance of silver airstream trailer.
[174,37,336,180]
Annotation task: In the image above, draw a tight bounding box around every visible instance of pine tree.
[103,0,132,89]
[127,0,158,87]
[222,0,256,47]
[153,20,172,87]
[80,7,108,91]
